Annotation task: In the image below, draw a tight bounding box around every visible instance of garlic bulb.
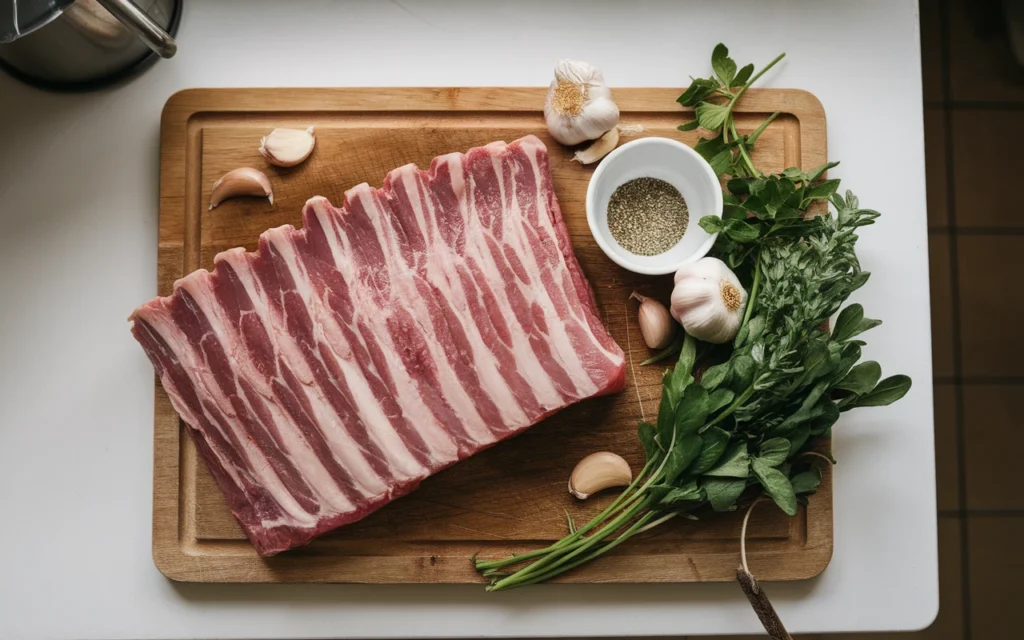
[670,258,748,344]
[544,60,620,146]
[630,291,677,349]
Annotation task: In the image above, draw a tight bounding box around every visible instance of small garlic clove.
[259,126,316,167]
[209,168,274,210]
[569,451,632,500]
[631,291,678,350]
[573,126,620,165]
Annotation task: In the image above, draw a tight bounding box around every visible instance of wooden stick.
[737,497,792,640]
[736,567,793,640]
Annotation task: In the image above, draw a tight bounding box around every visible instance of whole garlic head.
[670,258,748,344]
[544,60,620,146]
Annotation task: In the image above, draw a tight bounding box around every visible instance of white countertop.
[0,1,936,637]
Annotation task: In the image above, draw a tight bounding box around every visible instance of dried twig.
[736,497,792,640]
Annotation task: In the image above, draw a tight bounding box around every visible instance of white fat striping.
[178,266,359,517]
[215,247,391,500]
[493,148,599,398]
[261,228,427,482]
[452,153,565,410]
[393,169,529,429]
[137,293,317,527]
[520,142,623,367]
[347,187,493,445]
[306,198,465,458]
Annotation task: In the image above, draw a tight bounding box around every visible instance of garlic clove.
[259,126,316,167]
[209,168,274,210]
[670,257,747,344]
[569,451,632,500]
[573,126,620,165]
[544,60,620,146]
[630,290,678,349]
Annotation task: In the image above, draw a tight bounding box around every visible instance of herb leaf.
[834,361,882,395]
[791,468,822,495]
[756,437,791,467]
[664,434,703,484]
[689,426,731,474]
[704,442,750,478]
[638,421,661,462]
[752,459,798,516]
[855,375,913,407]
[696,102,731,131]
[677,77,719,107]
[712,43,738,86]
[832,304,882,342]
[733,63,754,87]
[704,477,748,512]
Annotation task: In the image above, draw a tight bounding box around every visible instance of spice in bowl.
[606,177,689,256]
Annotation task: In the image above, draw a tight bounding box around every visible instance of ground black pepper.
[606,177,689,256]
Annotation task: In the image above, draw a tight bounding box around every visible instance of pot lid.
[1,0,76,43]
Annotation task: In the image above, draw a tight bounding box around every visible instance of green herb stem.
[741,254,762,328]
[720,53,785,153]
[705,385,755,429]
[746,111,781,147]
[730,52,786,109]
[474,460,655,572]
[730,120,759,177]
[487,498,652,590]
[487,510,660,591]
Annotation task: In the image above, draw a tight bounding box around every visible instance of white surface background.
[0,1,936,638]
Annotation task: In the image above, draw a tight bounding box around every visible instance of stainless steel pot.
[0,0,180,90]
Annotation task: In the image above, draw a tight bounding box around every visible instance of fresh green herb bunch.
[473,45,911,591]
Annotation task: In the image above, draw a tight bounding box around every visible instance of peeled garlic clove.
[573,126,620,165]
[630,291,677,349]
[209,168,274,210]
[259,126,316,167]
[671,257,748,344]
[569,451,632,500]
[544,60,620,146]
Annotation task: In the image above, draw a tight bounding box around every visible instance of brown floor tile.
[950,109,1024,228]
[949,0,1024,101]
[963,385,1024,509]
[968,515,1024,638]
[921,0,946,103]
[957,235,1024,376]
[829,517,963,640]
[924,108,949,230]
[934,383,960,511]
[930,234,955,378]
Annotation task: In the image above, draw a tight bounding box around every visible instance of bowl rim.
[585,136,723,276]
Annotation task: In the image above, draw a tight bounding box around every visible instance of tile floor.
[688,1,1022,638]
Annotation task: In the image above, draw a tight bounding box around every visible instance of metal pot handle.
[95,0,177,59]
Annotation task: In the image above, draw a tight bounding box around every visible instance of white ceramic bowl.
[586,137,723,276]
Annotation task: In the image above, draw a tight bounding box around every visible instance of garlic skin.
[544,60,620,146]
[569,452,632,500]
[573,125,620,165]
[670,258,748,344]
[259,126,316,167]
[630,291,677,349]
[209,168,274,210]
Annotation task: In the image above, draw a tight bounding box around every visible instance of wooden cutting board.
[152,87,830,583]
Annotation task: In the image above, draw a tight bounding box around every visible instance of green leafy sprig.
[473,45,912,591]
